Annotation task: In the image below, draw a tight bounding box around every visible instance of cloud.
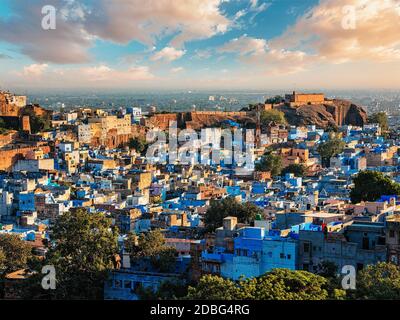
[218,0,400,77]
[272,0,400,63]
[23,64,49,77]
[81,65,155,81]
[0,0,230,64]
[244,49,310,75]
[238,0,271,24]
[0,53,12,59]
[171,67,184,73]
[12,63,155,87]
[151,47,186,62]
[0,0,92,64]
[193,49,213,60]
[218,35,267,56]
[217,34,311,75]
[86,0,231,48]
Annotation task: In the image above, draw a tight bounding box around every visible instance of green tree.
[350,170,400,203]
[0,118,9,134]
[317,134,345,167]
[130,229,177,273]
[21,109,51,133]
[186,269,343,300]
[281,163,306,177]
[40,208,119,299]
[244,269,329,300]
[260,109,287,126]
[314,261,346,299]
[128,136,148,154]
[138,279,188,300]
[369,112,389,132]
[0,248,6,273]
[265,95,284,104]
[0,234,33,274]
[30,115,50,133]
[255,151,283,176]
[355,262,400,300]
[186,274,242,300]
[316,261,338,279]
[204,197,263,232]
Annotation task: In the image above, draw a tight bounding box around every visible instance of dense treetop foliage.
[350,170,400,203]
[204,197,263,232]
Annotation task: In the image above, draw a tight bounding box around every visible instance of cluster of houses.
[1,102,400,300]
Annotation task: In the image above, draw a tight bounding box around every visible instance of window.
[124,280,132,289]
[114,280,122,288]
[390,230,395,238]
[280,253,285,259]
[313,265,318,272]
[287,254,291,260]
[303,243,310,253]
[133,281,141,290]
[362,237,370,250]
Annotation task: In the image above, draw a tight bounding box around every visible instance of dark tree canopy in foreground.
[186,269,344,300]
[0,234,33,274]
[354,262,400,300]
[204,197,263,232]
[281,163,306,177]
[317,134,345,167]
[128,229,177,273]
[31,208,119,299]
[350,170,400,203]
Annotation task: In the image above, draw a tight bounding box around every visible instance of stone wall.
[0,144,50,171]
[0,131,19,148]
[146,111,254,130]
[0,92,26,117]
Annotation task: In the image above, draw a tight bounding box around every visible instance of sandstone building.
[0,91,27,116]
[284,91,327,107]
[78,114,132,148]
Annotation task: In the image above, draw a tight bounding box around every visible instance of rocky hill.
[146,111,255,130]
[275,99,368,128]
[146,99,368,130]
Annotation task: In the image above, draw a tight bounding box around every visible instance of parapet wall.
[0,145,50,171]
[146,111,252,130]
[190,111,247,116]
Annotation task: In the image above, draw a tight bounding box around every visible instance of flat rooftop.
[302,212,344,219]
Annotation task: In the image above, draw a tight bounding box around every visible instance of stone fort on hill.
[146,92,368,130]
[0,91,52,133]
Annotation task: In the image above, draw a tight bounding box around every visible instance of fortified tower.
[284,91,326,107]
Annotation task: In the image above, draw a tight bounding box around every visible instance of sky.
[0,0,399,91]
